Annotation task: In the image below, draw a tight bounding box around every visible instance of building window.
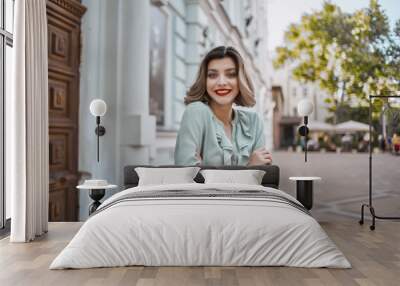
[1,0,14,230]
[303,87,308,98]
[149,4,167,126]
[313,93,318,121]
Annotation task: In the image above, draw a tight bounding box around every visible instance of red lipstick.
[214,89,231,96]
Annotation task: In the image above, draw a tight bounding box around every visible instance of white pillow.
[200,169,266,185]
[135,167,200,186]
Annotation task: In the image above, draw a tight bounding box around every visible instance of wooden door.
[47,0,86,221]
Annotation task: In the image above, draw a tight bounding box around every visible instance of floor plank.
[0,221,399,286]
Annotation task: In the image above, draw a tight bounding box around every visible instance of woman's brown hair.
[184,46,255,107]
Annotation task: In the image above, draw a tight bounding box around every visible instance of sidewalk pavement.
[273,151,400,222]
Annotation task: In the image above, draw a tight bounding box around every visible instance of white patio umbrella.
[307,121,335,132]
[334,120,371,133]
[296,121,335,132]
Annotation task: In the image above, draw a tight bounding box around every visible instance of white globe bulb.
[89,99,107,117]
[297,99,314,116]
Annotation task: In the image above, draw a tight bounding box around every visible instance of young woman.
[174,46,272,166]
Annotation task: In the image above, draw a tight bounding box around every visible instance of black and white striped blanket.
[91,188,310,217]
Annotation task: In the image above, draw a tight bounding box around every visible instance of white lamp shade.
[297,99,314,116]
[89,99,107,117]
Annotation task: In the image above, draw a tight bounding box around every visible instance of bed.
[50,165,350,269]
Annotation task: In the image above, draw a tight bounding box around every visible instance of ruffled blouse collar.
[205,105,253,165]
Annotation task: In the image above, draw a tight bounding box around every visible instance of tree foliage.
[273,0,400,113]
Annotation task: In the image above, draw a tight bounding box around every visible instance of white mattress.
[50,183,351,269]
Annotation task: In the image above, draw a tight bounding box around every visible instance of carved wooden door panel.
[47,0,86,221]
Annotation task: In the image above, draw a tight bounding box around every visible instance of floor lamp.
[359,95,400,230]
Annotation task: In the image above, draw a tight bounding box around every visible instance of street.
[273,151,400,222]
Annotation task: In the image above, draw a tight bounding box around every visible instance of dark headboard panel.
[123,165,280,189]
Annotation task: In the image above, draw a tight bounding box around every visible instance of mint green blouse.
[174,101,266,166]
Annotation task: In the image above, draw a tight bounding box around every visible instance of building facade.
[271,60,331,149]
[77,0,272,220]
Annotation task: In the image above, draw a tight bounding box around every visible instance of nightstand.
[289,177,321,210]
[77,180,118,215]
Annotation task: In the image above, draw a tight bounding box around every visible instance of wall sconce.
[89,99,107,162]
[297,99,314,162]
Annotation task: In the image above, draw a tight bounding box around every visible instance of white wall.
[79,0,155,220]
[79,0,119,220]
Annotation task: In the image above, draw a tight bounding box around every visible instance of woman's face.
[206,57,239,107]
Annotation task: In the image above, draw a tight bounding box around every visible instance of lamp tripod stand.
[359,95,400,230]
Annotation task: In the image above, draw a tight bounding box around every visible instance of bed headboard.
[123,165,280,189]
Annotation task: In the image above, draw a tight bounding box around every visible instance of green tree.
[273,0,400,119]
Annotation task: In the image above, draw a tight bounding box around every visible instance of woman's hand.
[195,149,202,164]
[247,147,272,166]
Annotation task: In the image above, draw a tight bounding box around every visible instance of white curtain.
[7,0,49,242]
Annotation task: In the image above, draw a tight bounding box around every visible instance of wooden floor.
[0,221,399,286]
